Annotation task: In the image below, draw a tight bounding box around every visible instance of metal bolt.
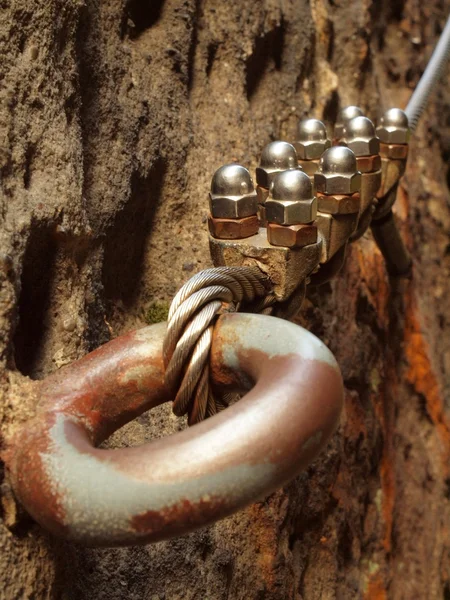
[256,141,300,190]
[334,105,364,139]
[209,164,258,219]
[376,108,410,144]
[266,170,317,225]
[294,119,331,160]
[341,116,380,157]
[314,146,361,195]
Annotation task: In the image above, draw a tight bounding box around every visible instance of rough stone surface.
[0,0,449,598]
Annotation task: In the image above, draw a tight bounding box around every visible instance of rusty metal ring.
[5,313,343,547]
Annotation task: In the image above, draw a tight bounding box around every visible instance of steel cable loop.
[168,272,243,320]
[167,266,267,322]
[164,266,271,423]
[172,326,213,417]
[163,285,234,367]
[164,300,222,393]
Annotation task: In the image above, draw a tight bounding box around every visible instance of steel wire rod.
[405,14,450,131]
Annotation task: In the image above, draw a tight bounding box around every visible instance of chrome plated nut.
[256,141,300,189]
[317,192,360,215]
[208,215,259,240]
[341,116,380,157]
[267,223,318,248]
[376,108,410,144]
[356,154,382,173]
[314,147,361,195]
[294,119,331,160]
[316,212,358,262]
[265,198,317,225]
[334,105,364,139]
[266,170,317,224]
[379,143,409,160]
[209,164,258,219]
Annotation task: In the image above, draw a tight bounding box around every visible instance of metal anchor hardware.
[3,15,449,550]
[5,313,343,546]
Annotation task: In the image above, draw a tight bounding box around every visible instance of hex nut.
[265,197,317,225]
[334,105,364,139]
[356,154,382,173]
[266,170,317,224]
[341,116,380,157]
[314,146,361,195]
[317,192,360,215]
[376,108,410,144]
[208,215,259,239]
[379,143,409,160]
[256,141,300,189]
[209,164,258,218]
[294,118,331,160]
[267,223,318,248]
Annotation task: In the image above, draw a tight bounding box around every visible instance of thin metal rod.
[405,15,450,131]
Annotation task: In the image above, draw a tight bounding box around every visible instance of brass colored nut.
[317,191,360,215]
[376,108,410,144]
[266,170,317,224]
[379,143,408,160]
[356,154,381,173]
[267,223,318,248]
[334,105,364,139]
[294,119,331,160]
[208,214,259,240]
[341,116,380,157]
[314,147,361,195]
[256,185,269,204]
[256,141,300,189]
[209,164,258,219]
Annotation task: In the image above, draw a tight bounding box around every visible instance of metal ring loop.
[6,313,343,547]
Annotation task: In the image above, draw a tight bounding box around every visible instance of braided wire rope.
[163,266,273,425]
[405,14,450,131]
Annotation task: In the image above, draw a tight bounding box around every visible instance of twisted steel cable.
[164,266,271,425]
[405,14,450,131]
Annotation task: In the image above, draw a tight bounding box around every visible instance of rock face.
[1,0,449,598]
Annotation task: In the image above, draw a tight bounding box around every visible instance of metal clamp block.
[316,212,359,263]
[209,230,322,302]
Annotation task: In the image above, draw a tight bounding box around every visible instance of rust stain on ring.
[4,314,344,547]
